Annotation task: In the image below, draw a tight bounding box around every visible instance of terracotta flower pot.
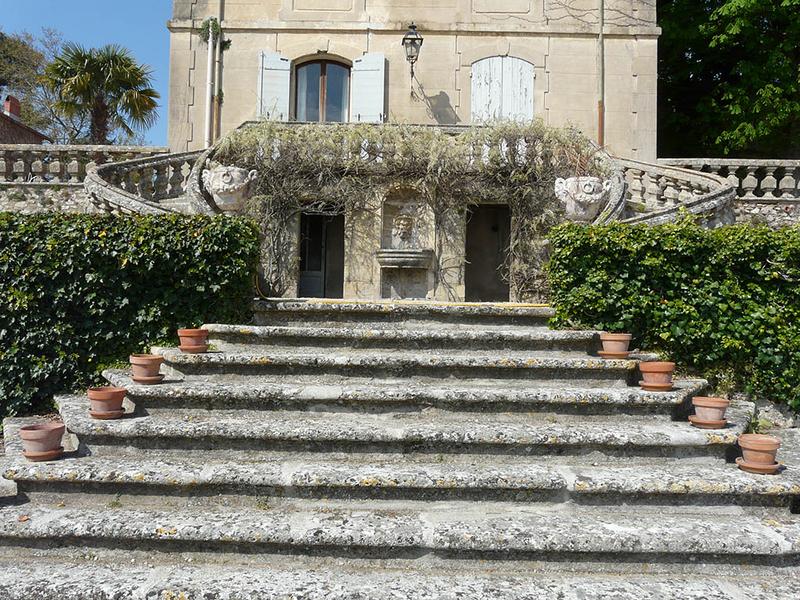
[178,328,209,354]
[87,386,126,418]
[600,332,632,353]
[639,361,675,391]
[19,422,65,457]
[692,396,730,422]
[129,354,164,384]
[738,434,781,465]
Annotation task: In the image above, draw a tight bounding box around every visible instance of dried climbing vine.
[213,121,608,301]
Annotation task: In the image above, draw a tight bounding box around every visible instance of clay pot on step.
[639,361,675,391]
[598,332,633,358]
[691,396,730,422]
[738,434,781,465]
[178,328,209,353]
[129,354,164,384]
[19,422,65,461]
[87,386,127,419]
[600,332,632,353]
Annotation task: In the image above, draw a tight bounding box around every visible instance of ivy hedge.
[547,220,800,411]
[0,213,259,420]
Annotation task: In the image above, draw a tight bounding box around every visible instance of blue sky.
[4,0,172,145]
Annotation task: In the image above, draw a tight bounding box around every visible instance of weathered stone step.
[157,347,637,385]
[254,299,554,328]
[2,557,800,600]
[103,369,703,415]
[5,449,799,508]
[54,395,752,459]
[1,502,798,564]
[1,558,798,600]
[204,323,600,353]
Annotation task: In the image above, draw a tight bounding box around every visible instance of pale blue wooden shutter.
[258,51,290,121]
[349,53,386,123]
[502,57,534,121]
[471,56,534,123]
[471,56,503,123]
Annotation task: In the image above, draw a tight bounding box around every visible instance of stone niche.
[377,187,435,300]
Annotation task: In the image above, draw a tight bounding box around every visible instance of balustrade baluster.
[740,166,758,200]
[137,167,155,200]
[154,164,169,200]
[168,161,185,197]
[760,166,778,199]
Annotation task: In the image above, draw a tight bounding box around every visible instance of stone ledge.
[0,560,797,600]
[5,447,799,502]
[204,323,600,351]
[103,369,703,413]
[0,502,798,558]
[156,347,638,384]
[53,395,752,455]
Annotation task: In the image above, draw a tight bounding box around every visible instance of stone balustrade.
[0,145,168,184]
[660,159,800,227]
[611,157,735,226]
[0,145,170,214]
[85,150,204,214]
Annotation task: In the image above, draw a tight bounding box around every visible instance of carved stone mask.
[554,176,613,223]
[201,165,258,213]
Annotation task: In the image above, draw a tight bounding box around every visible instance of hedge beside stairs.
[0,213,259,420]
[547,220,800,411]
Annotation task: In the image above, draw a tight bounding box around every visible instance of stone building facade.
[167,1,659,160]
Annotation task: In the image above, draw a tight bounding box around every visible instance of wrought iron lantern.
[401,23,424,80]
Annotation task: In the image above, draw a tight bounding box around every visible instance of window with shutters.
[471,56,534,123]
[294,60,351,122]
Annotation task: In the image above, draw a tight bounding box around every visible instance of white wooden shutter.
[349,53,386,123]
[257,51,290,121]
[502,57,534,121]
[471,56,534,123]
[471,56,503,123]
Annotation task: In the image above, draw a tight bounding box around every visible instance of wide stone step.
[103,369,703,415]
[1,502,798,565]
[157,347,637,385]
[54,395,752,459]
[5,448,799,508]
[254,299,555,328]
[204,323,600,353]
[1,558,798,600]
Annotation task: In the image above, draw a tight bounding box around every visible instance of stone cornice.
[167,19,660,38]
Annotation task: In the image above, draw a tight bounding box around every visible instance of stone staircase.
[2,299,800,599]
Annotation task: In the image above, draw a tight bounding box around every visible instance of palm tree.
[45,43,159,144]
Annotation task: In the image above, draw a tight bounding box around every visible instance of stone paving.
[1,299,799,598]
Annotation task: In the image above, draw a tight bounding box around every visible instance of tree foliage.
[44,43,160,145]
[659,0,800,157]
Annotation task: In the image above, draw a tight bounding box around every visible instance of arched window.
[471,56,534,123]
[295,60,351,122]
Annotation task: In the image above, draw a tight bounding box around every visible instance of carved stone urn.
[554,176,613,223]
[201,165,258,213]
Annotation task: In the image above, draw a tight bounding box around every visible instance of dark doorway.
[298,213,345,298]
[465,205,510,302]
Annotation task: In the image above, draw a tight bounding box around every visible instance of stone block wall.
[0,184,98,214]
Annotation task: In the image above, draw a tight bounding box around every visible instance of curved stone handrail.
[85,150,203,214]
[613,157,735,226]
